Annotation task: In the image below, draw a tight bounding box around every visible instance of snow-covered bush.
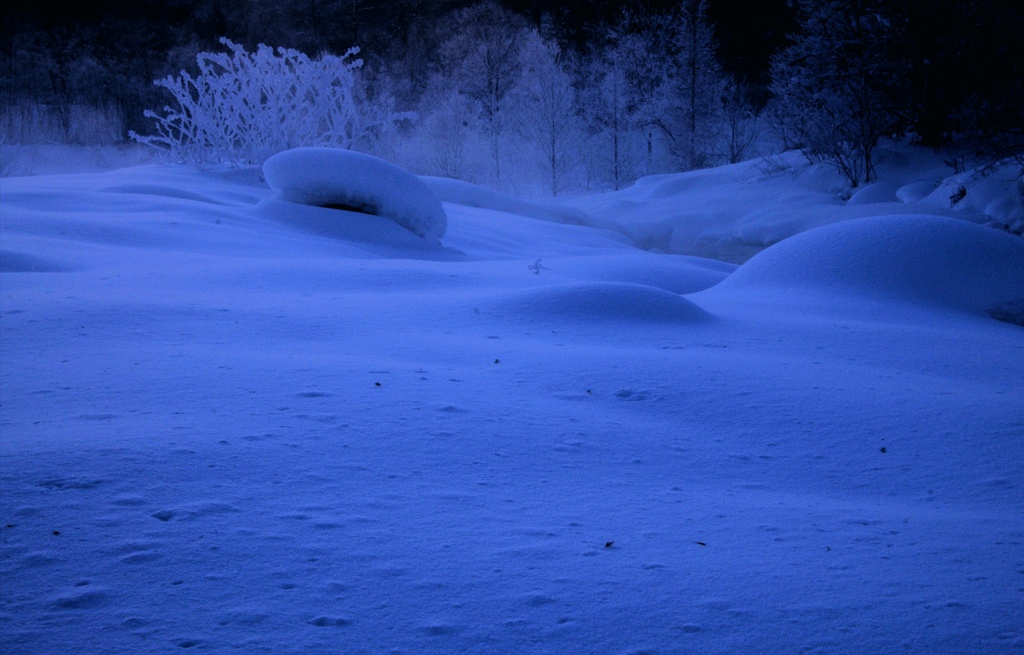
[130,39,404,166]
[262,147,447,240]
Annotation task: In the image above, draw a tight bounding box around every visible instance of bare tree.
[769,0,908,186]
[721,78,760,164]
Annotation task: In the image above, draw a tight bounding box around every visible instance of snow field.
[1,155,1023,654]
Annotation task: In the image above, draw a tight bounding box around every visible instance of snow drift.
[263,148,447,239]
[423,176,603,227]
[704,214,1024,317]
[567,147,1024,261]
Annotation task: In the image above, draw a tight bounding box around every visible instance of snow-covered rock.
[263,148,447,239]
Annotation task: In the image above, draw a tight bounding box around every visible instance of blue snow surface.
[1,150,1022,654]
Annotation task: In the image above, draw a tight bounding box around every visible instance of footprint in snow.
[17,551,62,568]
[78,413,117,421]
[614,389,649,401]
[422,624,459,636]
[151,502,241,522]
[111,494,147,507]
[37,477,105,490]
[308,616,351,627]
[50,585,109,610]
[120,551,162,564]
[121,617,149,629]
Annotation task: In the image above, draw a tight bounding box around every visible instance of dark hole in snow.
[949,184,967,206]
[989,299,1024,327]
[320,202,378,216]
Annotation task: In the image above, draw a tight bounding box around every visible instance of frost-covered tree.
[131,38,404,166]
[610,14,676,175]
[514,31,584,196]
[417,86,481,181]
[769,0,908,186]
[665,0,726,171]
[438,1,529,185]
[580,37,647,189]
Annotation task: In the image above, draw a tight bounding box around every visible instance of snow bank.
[706,215,1024,316]
[918,163,1024,232]
[567,146,1024,261]
[263,148,447,240]
[422,176,598,227]
[566,153,848,259]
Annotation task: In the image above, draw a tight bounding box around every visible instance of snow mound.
[708,215,1024,315]
[846,181,901,205]
[488,282,711,324]
[895,180,938,203]
[422,176,601,227]
[552,253,735,294]
[263,148,447,239]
